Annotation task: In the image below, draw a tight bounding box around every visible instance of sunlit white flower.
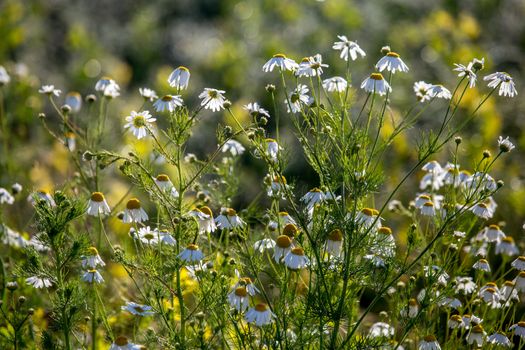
[455,276,476,295]
[153,95,183,113]
[1,224,27,248]
[65,92,82,113]
[487,332,512,348]
[178,244,204,263]
[323,76,348,93]
[222,140,245,156]
[87,192,111,216]
[25,276,53,289]
[103,81,120,98]
[124,110,156,139]
[465,172,497,193]
[139,87,158,101]
[153,174,179,197]
[484,72,517,97]
[419,172,444,191]
[254,238,276,252]
[368,322,394,338]
[39,85,61,96]
[215,208,245,230]
[454,59,480,88]
[110,336,141,350]
[325,229,343,257]
[447,315,464,329]
[82,269,104,284]
[29,190,56,207]
[498,136,515,153]
[0,66,10,85]
[376,51,409,73]
[361,73,391,96]
[424,265,449,286]
[422,160,442,174]
[227,287,250,312]
[267,175,289,199]
[123,198,148,223]
[95,77,115,92]
[438,297,462,309]
[372,227,396,257]
[265,138,280,162]
[355,208,382,231]
[168,66,191,90]
[511,256,525,271]
[471,203,493,219]
[122,301,155,316]
[479,285,501,308]
[233,270,260,296]
[189,206,216,234]
[263,54,298,72]
[427,85,452,99]
[467,325,486,347]
[413,81,433,102]
[332,36,366,61]
[481,224,505,242]
[82,247,105,269]
[245,303,275,326]
[284,247,309,270]
[157,229,177,246]
[136,226,159,245]
[199,88,226,112]
[509,321,525,338]
[515,272,525,292]
[273,235,293,262]
[462,314,482,329]
[400,298,419,319]
[0,188,14,205]
[495,237,519,256]
[286,84,310,113]
[301,188,326,209]
[500,281,519,305]
[420,201,436,217]
[296,54,328,77]
[418,335,440,350]
[243,102,270,118]
[473,258,491,272]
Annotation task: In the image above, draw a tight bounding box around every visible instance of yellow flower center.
[177,66,189,72]
[378,227,392,235]
[156,174,170,182]
[255,303,268,312]
[276,235,292,248]
[518,321,525,327]
[479,259,488,264]
[328,229,343,241]
[291,247,304,256]
[87,247,99,256]
[115,336,129,346]
[199,206,213,217]
[133,115,146,128]
[235,287,248,297]
[161,95,173,101]
[370,73,384,81]
[187,244,199,251]
[274,176,286,184]
[450,315,462,322]
[423,202,434,207]
[502,237,514,243]
[91,192,105,202]
[518,256,525,262]
[504,281,515,287]
[282,224,298,237]
[226,208,237,216]
[472,325,484,333]
[273,54,286,58]
[278,211,289,217]
[386,52,400,58]
[419,195,431,201]
[489,224,500,230]
[409,298,418,306]
[361,208,375,216]
[423,335,436,342]
[208,90,218,98]
[126,198,141,210]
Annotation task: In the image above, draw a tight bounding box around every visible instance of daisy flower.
[325,229,343,257]
[178,244,204,263]
[25,276,53,289]
[265,138,280,162]
[273,235,293,262]
[332,36,366,61]
[515,272,525,292]
[500,281,519,304]
[168,66,190,90]
[284,247,310,270]
[375,51,409,73]
[123,198,149,223]
[82,269,104,284]
[400,298,419,319]
[245,303,275,326]
[103,81,120,98]
[418,335,440,350]
[455,276,477,295]
[121,302,155,316]
[355,208,382,230]
[487,333,512,348]
[87,191,111,216]
[227,287,250,312]
[199,88,227,112]
[427,85,452,99]
[221,140,245,156]
[233,270,260,296]
[81,247,105,269]
[495,237,519,256]
[139,87,158,101]
[153,95,183,113]
[262,54,298,72]
[472,258,491,272]
[215,208,245,230]
[369,322,394,338]
[467,325,486,346]
[509,321,525,338]
[39,85,61,96]
[301,187,326,210]
[95,77,116,92]
[322,76,348,92]
[267,175,289,199]
[454,59,481,88]
[0,188,14,205]
[420,201,436,217]
[447,315,464,329]
[253,238,276,253]
[157,229,177,246]
[153,174,179,197]
[30,190,56,207]
[296,54,328,77]
[286,84,310,113]
[110,336,141,350]
[282,223,299,239]
[124,110,156,139]
[136,226,159,245]
[189,206,216,234]
[471,203,493,219]
[243,102,270,118]
[498,136,515,153]
[413,81,433,102]
[484,72,517,97]
[361,73,391,96]
[511,256,525,271]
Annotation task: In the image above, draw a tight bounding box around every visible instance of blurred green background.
[1,0,524,230]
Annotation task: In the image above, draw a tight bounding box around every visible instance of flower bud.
[265,84,276,93]
[222,100,232,109]
[6,282,18,291]
[454,136,462,145]
[483,150,491,158]
[86,94,97,103]
[381,46,391,55]
[61,104,71,114]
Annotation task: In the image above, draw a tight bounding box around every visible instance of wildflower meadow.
[1,1,524,349]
